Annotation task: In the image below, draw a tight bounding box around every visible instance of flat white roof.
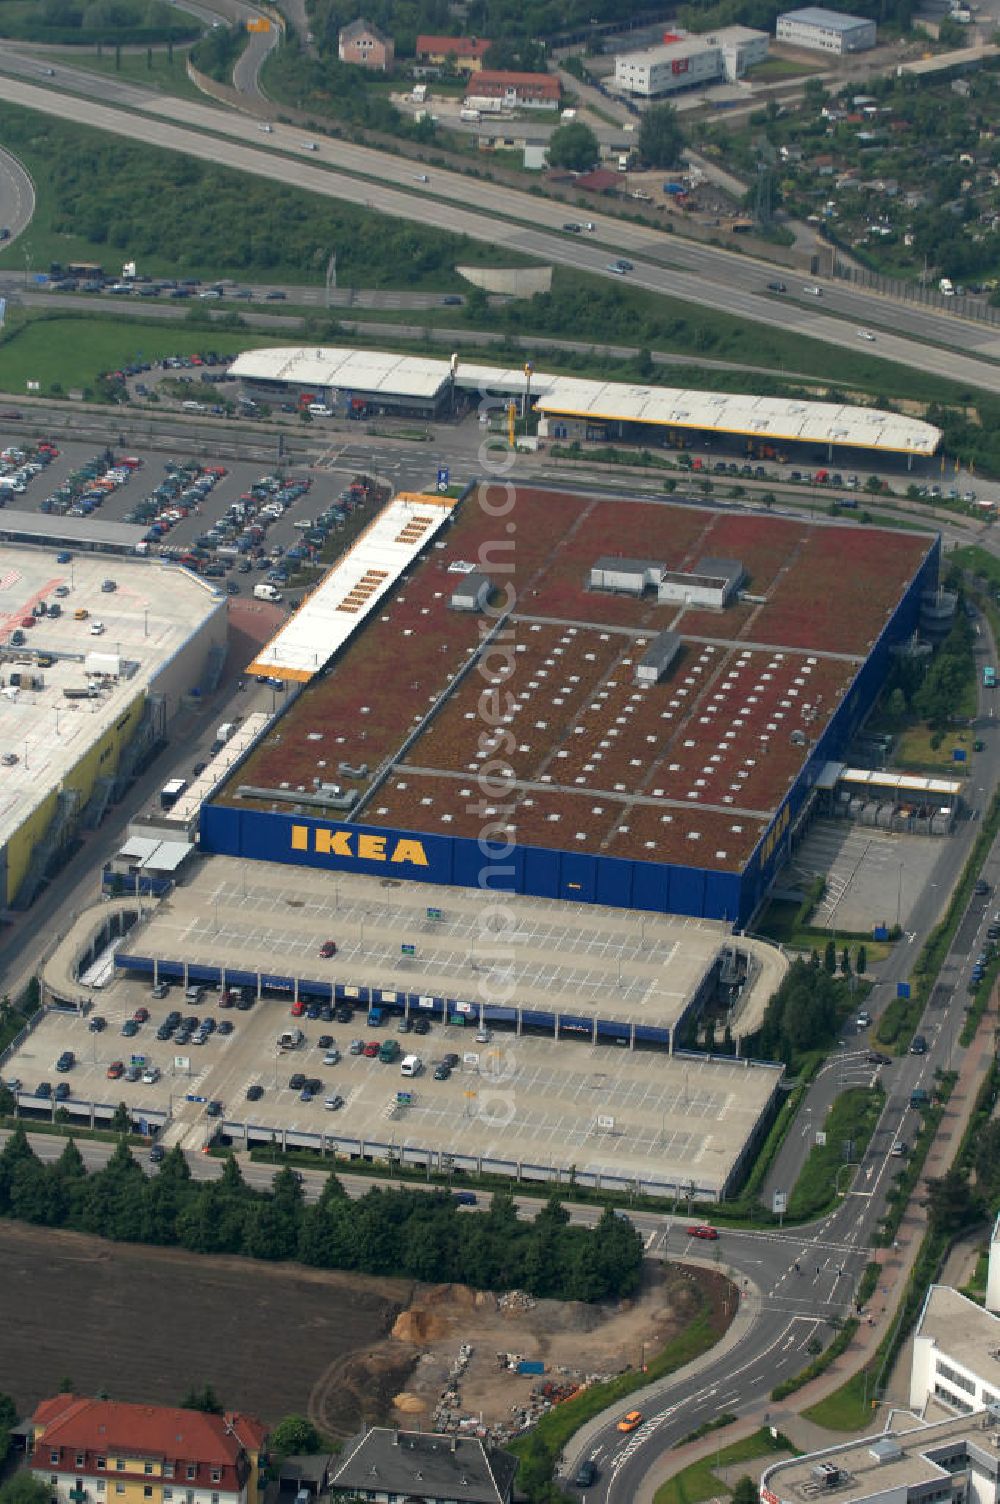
[228,346,454,401]
[618,37,722,63]
[228,348,941,457]
[778,6,873,28]
[0,552,222,856]
[840,767,963,796]
[536,379,942,456]
[163,712,273,825]
[248,494,456,682]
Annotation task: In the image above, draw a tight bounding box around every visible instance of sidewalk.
[635,1001,997,1504]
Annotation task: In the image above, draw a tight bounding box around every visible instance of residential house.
[330,1426,518,1504]
[27,1395,267,1504]
[463,70,560,111]
[415,35,491,72]
[338,18,394,71]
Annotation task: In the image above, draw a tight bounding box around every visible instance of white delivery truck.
[216,721,236,744]
[254,583,283,602]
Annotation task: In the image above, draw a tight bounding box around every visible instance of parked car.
[107,1060,124,1079]
[288,1072,306,1090]
[319,939,337,957]
[55,1051,75,1073]
[88,1015,106,1033]
[246,1083,264,1101]
[206,1100,224,1117]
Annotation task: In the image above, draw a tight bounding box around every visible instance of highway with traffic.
[2,59,1000,393]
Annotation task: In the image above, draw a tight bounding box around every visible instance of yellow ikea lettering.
[293,824,429,868]
[392,839,429,867]
[314,829,354,857]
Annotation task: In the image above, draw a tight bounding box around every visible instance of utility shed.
[658,556,745,608]
[590,557,666,595]
[636,630,682,685]
[449,572,493,611]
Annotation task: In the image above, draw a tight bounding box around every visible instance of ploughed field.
[0,1220,412,1425]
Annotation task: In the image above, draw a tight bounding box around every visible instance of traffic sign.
[897,981,911,999]
[426,906,443,921]
[437,467,449,492]
[772,1190,787,1215]
[401,943,416,957]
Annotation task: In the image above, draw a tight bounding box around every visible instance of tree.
[823,939,837,974]
[180,1385,223,1414]
[0,1393,17,1467]
[547,121,600,173]
[974,1121,1000,1203]
[0,1478,52,1504]
[840,946,851,976]
[856,945,867,976]
[111,1102,132,1134]
[924,1167,981,1235]
[268,1415,322,1459]
[638,101,685,168]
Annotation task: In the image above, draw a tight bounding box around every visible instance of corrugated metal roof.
[536,378,941,455]
[228,347,454,400]
[248,493,455,681]
[228,348,941,456]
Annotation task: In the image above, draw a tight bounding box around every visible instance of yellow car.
[617,1410,643,1434]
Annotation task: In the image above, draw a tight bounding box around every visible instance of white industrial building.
[0,548,226,910]
[908,1215,1000,1417]
[761,1413,1000,1504]
[776,6,877,53]
[228,348,943,465]
[614,26,769,96]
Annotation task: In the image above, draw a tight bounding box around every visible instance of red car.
[363,1040,379,1057]
[319,940,337,958]
[290,1000,306,1017]
[132,1007,149,1024]
[106,1060,124,1079]
[218,991,234,1009]
[686,1225,719,1241]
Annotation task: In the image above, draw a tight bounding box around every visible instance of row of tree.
[0,1129,643,1302]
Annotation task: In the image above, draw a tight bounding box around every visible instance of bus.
[984,665,996,689]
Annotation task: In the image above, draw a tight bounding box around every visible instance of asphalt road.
[0,145,35,248]
[3,65,1000,392]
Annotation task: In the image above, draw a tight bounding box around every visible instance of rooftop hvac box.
[85,651,122,678]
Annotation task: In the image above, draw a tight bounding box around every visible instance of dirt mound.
[393,1391,428,1414]
[422,1283,481,1311]
[392,1308,450,1344]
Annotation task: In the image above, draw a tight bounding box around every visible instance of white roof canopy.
[248,493,456,682]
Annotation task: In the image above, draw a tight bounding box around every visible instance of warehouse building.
[0,549,225,909]
[228,348,942,472]
[203,484,939,926]
[614,26,769,96]
[776,6,877,53]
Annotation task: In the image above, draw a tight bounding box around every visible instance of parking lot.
[8,967,782,1199]
[780,820,944,933]
[0,428,396,592]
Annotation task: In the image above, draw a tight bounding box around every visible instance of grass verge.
[788,1087,885,1220]
[653,1428,799,1504]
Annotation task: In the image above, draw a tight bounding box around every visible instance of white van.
[400,1054,423,1077]
[278,1027,304,1051]
[307,402,333,416]
[939,277,955,296]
